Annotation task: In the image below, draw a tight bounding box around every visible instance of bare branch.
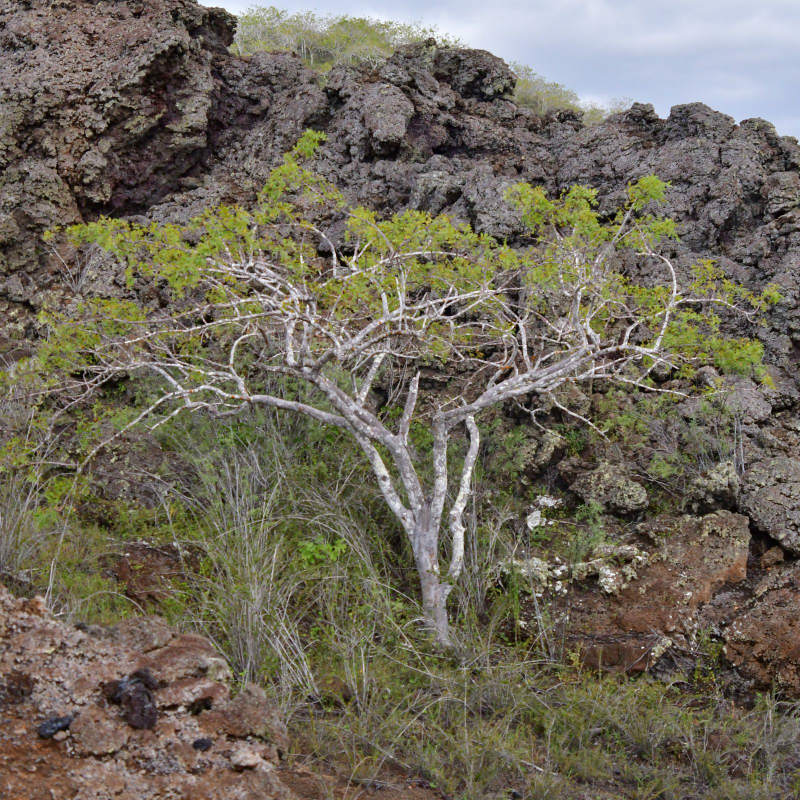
[399,372,420,444]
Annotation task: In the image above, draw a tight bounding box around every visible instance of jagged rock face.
[4,0,800,363]
[0,0,323,348]
[546,510,800,697]
[740,457,800,554]
[549,512,752,674]
[725,564,800,694]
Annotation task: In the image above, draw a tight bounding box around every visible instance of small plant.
[298,535,348,567]
[560,425,586,457]
[568,501,606,564]
[692,629,726,692]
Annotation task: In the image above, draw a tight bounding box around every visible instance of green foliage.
[298,534,348,566]
[235,7,627,125]
[648,452,680,481]
[506,174,777,381]
[41,140,512,402]
[477,419,532,485]
[51,138,771,402]
[511,61,631,124]
[557,423,586,456]
[58,131,335,301]
[567,501,606,564]
[233,6,460,69]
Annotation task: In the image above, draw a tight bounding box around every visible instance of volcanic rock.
[553,511,751,673]
[569,461,649,515]
[740,456,800,554]
[0,582,295,799]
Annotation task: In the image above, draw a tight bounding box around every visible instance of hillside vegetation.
[4,134,791,798]
[234,5,630,122]
[3,1,800,798]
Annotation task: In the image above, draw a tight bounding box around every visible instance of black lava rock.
[37,714,74,738]
[192,737,214,752]
[102,668,159,730]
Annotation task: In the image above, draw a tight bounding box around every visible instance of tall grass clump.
[0,380,63,592]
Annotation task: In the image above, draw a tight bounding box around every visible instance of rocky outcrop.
[3,0,800,367]
[686,460,740,514]
[0,0,324,349]
[569,461,649,515]
[543,512,751,674]
[740,457,800,554]
[724,564,800,695]
[0,585,294,799]
[519,508,800,698]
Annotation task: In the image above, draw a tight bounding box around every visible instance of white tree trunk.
[413,529,452,647]
[410,507,452,647]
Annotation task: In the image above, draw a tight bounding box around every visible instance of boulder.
[686,460,740,513]
[569,461,648,515]
[740,457,800,554]
[200,683,288,752]
[137,633,232,683]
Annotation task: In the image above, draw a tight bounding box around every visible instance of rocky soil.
[0,581,295,799]
[0,583,442,799]
[4,0,800,717]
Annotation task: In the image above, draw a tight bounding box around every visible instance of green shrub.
[234,6,459,68]
[511,61,631,123]
[234,6,628,122]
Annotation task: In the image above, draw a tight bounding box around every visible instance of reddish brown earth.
[101,541,201,609]
[560,512,752,674]
[513,510,800,699]
[0,583,440,799]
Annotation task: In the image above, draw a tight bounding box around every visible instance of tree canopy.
[36,131,776,645]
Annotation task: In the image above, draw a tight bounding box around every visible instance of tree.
[43,132,774,646]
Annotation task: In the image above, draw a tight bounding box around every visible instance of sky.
[216,0,800,138]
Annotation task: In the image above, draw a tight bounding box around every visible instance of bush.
[234,6,629,122]
[233,6,460,69]
[511,62,631,122]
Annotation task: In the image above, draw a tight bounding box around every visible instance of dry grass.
[138,412,800,800]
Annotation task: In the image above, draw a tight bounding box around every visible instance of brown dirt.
[0,583,441,799]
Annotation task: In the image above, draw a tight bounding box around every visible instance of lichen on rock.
[569,461,648,515]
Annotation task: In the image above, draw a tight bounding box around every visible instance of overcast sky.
[216,0,799,137]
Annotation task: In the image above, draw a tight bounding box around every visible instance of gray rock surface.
[3,0,800,375]
[570,461,649,515]
[740,456,800,554]
[686,460,740,513]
